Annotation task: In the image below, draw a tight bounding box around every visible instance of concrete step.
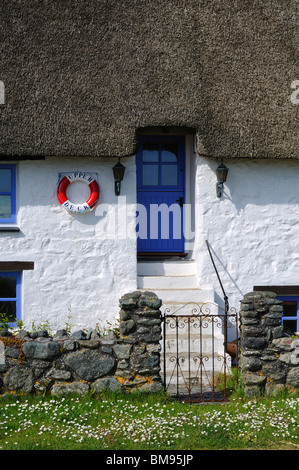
[137,275,199,290]
[137,259,197,276]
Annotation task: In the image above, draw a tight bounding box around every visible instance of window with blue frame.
[277,296,299,335]
[0,164,16,223]
[0,272,21,326]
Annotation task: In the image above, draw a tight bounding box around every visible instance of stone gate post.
[116,290,163,392]
[240,291,299,396]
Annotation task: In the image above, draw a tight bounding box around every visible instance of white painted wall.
[2,150,299,335]
[0,157,137,332]
[193,156,299,319]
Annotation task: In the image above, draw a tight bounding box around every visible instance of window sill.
[0,225,20,232]
[0,261,34,270]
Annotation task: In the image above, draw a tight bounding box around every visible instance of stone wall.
[0,291,163,396]
[240,291,299,396]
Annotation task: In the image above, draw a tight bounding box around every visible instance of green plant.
[13,319,25,333]
[64,305,76,335]
[215,366,243,397]
[0,317,25,334]
[95,318,120,338]
[0,335,25,364]
[0,315,10,330]
[31,320,53,336]
[0,393,299,450]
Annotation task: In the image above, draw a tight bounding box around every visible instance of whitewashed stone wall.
[0,291,163,396]
[0,157,137,331]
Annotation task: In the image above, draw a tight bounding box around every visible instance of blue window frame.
[277,296,299,334]
[0,164,16,223]
[0,272,21,326]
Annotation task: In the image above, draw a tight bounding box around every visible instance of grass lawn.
[0,389,298,451]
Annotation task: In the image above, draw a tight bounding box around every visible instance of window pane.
[283,300,297,317]
[142,165,159,186]
[0,301,16,323]
[161,165,178,186]
[282,319,297,335]
[0,195,11,219]
[162,142,178,162]
[142,142,159,162]
[0,275,16,298]
[0,169,11,193]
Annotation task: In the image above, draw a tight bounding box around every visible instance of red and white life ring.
[57,172,99,213]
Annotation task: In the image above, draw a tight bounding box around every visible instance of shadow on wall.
[205,157,299,213]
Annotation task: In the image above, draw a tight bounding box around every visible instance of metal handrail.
[206,240,229,351]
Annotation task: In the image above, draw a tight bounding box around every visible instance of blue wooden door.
[137,135,185,253]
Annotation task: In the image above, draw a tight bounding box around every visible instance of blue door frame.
[136,135,185,254]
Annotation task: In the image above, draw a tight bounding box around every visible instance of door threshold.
[137,252,188,261]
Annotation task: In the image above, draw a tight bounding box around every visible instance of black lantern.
[216,160,229,198]
[112,160,126,196]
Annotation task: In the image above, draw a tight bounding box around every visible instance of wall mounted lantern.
[216,160,229,198]
[112,159,126,196]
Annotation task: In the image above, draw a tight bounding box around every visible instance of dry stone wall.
[0,291,163,396]
[240,291,299,396]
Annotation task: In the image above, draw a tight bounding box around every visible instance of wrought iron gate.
[162,303,239,402]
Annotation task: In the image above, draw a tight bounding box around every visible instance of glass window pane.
[283,300,297,317]
[162,142,178,162]
[142,142,159,162]
[0,275,16,298]
[0,301,16,323]
[0,169,11,192]
[142,165,159,186]
[0,195,11,219]
[161,165,177,186]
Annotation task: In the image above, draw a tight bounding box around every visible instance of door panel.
[137,135,185,253]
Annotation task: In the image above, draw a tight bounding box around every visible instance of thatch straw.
[0,1,298,158]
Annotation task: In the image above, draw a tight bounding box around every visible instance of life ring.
[57,172,99,213]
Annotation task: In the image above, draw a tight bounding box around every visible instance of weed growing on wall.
[0,305,121,340]
[95,318,120,338]
[64,305,75,335]
[31,320,53,336]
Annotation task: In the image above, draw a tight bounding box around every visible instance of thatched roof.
[0,0,298,159]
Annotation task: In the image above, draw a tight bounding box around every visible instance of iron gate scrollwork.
[162,302,239,402]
